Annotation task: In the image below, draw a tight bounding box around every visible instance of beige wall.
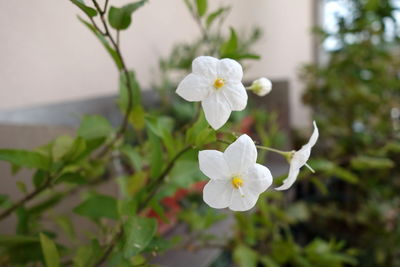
[0,0,313,128]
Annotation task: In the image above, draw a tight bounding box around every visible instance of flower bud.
[249,77,272,96]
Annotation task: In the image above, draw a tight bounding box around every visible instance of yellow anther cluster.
[231,177,244,189]
[213,78,225,89]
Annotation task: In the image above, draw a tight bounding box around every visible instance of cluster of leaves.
[227,192,357,267]
[300,0,400,265]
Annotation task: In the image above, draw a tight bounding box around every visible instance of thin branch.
[93,145,193,266]
[0,178,51,220]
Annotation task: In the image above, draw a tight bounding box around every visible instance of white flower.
[198,134,273,211]
[275,121,319,191]
[176,56,247,130]
[249,77,272,96]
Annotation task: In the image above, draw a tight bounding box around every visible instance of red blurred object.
[146,181,207,234]
[239,115,255,134]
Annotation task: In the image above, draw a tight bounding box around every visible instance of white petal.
[202,92,231,130]
[222,82,248,111]
[192,56,218,79]
[176,73,211,102]
[307,121,319,147]
[203,180,233,209]
[275,163,301,191]
[217,58,243,82]
[198,150,230,180]
[224,134,257,175]
[244,163,273,195]
[229,187,258,211]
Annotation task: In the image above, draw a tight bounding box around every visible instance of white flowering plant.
[0,0,322,266]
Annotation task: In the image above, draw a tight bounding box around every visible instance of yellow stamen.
[213,78,225,89]
[231,176,243,189]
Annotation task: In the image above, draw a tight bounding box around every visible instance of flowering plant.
[0,0,321,266]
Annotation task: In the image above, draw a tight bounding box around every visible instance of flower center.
[231,176,244,189]
[213,78,225,89]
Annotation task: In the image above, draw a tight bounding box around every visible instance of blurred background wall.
[0,0,313,128]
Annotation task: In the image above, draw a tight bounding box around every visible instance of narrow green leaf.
[120,145,142,171]
[350,156,395,170]
[78,115,113,140]
[0,235,38,246]
[39,233,60,267]
[108,0,148,30]
[206,7,229,28]
[148,130,163,178]
[233,245,258,267]
[196,0,207,17]
[123,216,157,258]
[74,194,118,220]
[70,0,97,17]
[119,70,142,110]
[220,27,238,57]
[56,173,86,185]
[77,16,123,70]
[0,149,50,170]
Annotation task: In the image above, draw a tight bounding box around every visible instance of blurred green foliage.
[301,0,400,266]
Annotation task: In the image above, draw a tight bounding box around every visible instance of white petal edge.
[244,163,273,195]
[217,58,243,82]
[176,73,211,102]
[275,163,301,191]
[203,180,233,209]
[222,82,248,111]
[229,187,258,211]
[202,92,231,130]
[198,150,230,180]
[192,56,218,79]
[224,134,257,175]
[307,121,319,147]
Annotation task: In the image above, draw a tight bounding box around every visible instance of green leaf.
[39,233,60,267]
[54,215,75,240]
[108,0,148,30]
[0,149,50,170]
[78,16,123,70]
[120,145,142,171]
[196,0,207,17]
[119,71,142,110]
[145,115,175,156]
[148,130,163,178]
[350,156,395,170]
[74,194,118,220]
[61,137,87,163]
[123,216,157,258]
[16,181,27,194]
[70,0,97,17]
[0,235,38,246]
[56,173,86,185]
[73,240,101,267]
[78,115,113,140]
[220,27,238,57]
[233,245,258,267]
[206,7,229,28]
[51,135,74,161]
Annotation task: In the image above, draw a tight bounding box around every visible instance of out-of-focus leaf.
[120,145,142,171]
[70,0,97,17]
[74,194,118,220]
[233,245,258,267]
[220,27,238,57]
[119,71,142,110]
[39,233,60,267]
[0,149,50,170]
[0,235,38,246]
[206,7,229,28]
[56,173,86,185]
[77,16,123,70]
[196,0,207,17]
[309,158,359,184]
[55,215,75,240]
[148,130,163,178]
[108,0,148,30]
[78,115,113,140]
[51,135,74,161]
[146,115,175,156]
[123,216,157,259]
[350,156,394,170]
[73,240,101,267]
